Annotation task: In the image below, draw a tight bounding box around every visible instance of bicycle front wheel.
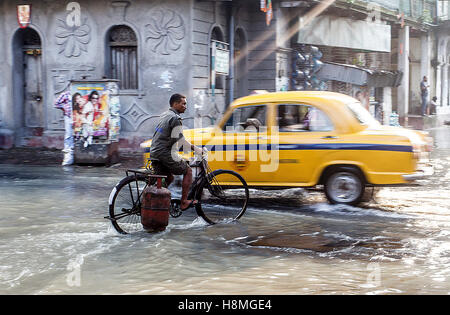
[108,174,148,234]
[195,169,249,224]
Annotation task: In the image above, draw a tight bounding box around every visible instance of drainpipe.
[227,2,235,107]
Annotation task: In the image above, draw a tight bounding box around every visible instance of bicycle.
[105,155,250,234]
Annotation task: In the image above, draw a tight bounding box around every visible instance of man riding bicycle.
[150,93,206,211]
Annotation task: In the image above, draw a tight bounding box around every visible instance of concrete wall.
[0,0,281,150]
[0,0,195,149]
[0,2,6,130]
[247,7,277,93]
[191,0,230,129]
[410,36,423,115]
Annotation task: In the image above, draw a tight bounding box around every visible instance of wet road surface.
[0,127,449,294]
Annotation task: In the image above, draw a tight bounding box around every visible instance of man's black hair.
[170,93,186,106]
[89,90,99,101]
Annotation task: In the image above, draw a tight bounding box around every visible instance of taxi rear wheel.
[324,167,365,206]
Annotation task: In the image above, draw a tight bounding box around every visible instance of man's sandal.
[180,200,198,211]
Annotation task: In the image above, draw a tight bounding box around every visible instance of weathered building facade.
[0,0,267,150]
[284,0,440,127]
[0,0,447,151]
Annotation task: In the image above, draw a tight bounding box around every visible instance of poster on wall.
[70,81,120,145]
[17,5,31,28]
[105,81,121,142]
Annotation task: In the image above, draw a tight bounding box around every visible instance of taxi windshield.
[346,102,380,128]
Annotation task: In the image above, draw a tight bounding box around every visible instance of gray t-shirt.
[150,108,184,159]
[421,80,429,96]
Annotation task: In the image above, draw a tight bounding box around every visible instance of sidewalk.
[401,113,450,131]
[0,147,143,168]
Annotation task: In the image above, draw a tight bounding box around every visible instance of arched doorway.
[12,27,44,143]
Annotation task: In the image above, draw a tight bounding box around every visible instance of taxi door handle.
[321,136,338,139]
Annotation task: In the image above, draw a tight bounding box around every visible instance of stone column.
[435,37,447,108]
[443,62,449,107]
[383,87,392,125]
[397,26,410,124]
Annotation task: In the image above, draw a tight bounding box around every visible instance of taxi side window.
[277,104,333,132]
[223,105,267,132]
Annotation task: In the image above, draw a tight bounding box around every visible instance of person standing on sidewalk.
[54,90,74,165]
[420,76,429,116]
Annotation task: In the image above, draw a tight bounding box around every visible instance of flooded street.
[1,127,449,295]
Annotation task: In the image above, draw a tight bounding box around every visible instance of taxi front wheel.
[324,167,365,206]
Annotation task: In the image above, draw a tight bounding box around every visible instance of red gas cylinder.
[141,176,171,232]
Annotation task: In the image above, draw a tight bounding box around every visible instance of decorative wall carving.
[55,18,91,57]
[51,66,96,94]
[145,9,185,55]
[193,90,221,127]
[111,1,130,20]
[122,101,157,131]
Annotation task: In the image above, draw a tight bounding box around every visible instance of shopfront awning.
[297,15,391,53]
[316,62,403,87]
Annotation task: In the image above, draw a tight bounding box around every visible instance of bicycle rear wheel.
[108,174,148,234]
[195,169,249,224]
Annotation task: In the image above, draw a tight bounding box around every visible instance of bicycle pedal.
[170,199,182,218]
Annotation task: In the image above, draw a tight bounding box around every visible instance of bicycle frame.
[106,155,249,232]
[105,156,210,222]
[187,157,210,201]
[136,156,210,203]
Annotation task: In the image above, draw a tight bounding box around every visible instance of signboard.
[17,5,31,28]
[212,41,229,75]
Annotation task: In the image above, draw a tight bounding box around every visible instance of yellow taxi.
[141,91,433,205]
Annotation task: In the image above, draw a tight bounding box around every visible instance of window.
[277,104,333,132]
[346,102,380,128]
[223,105,267,132]
[107,25,138,90]
[211,27,225,90]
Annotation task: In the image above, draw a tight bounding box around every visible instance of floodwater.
[0,127,449,295]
